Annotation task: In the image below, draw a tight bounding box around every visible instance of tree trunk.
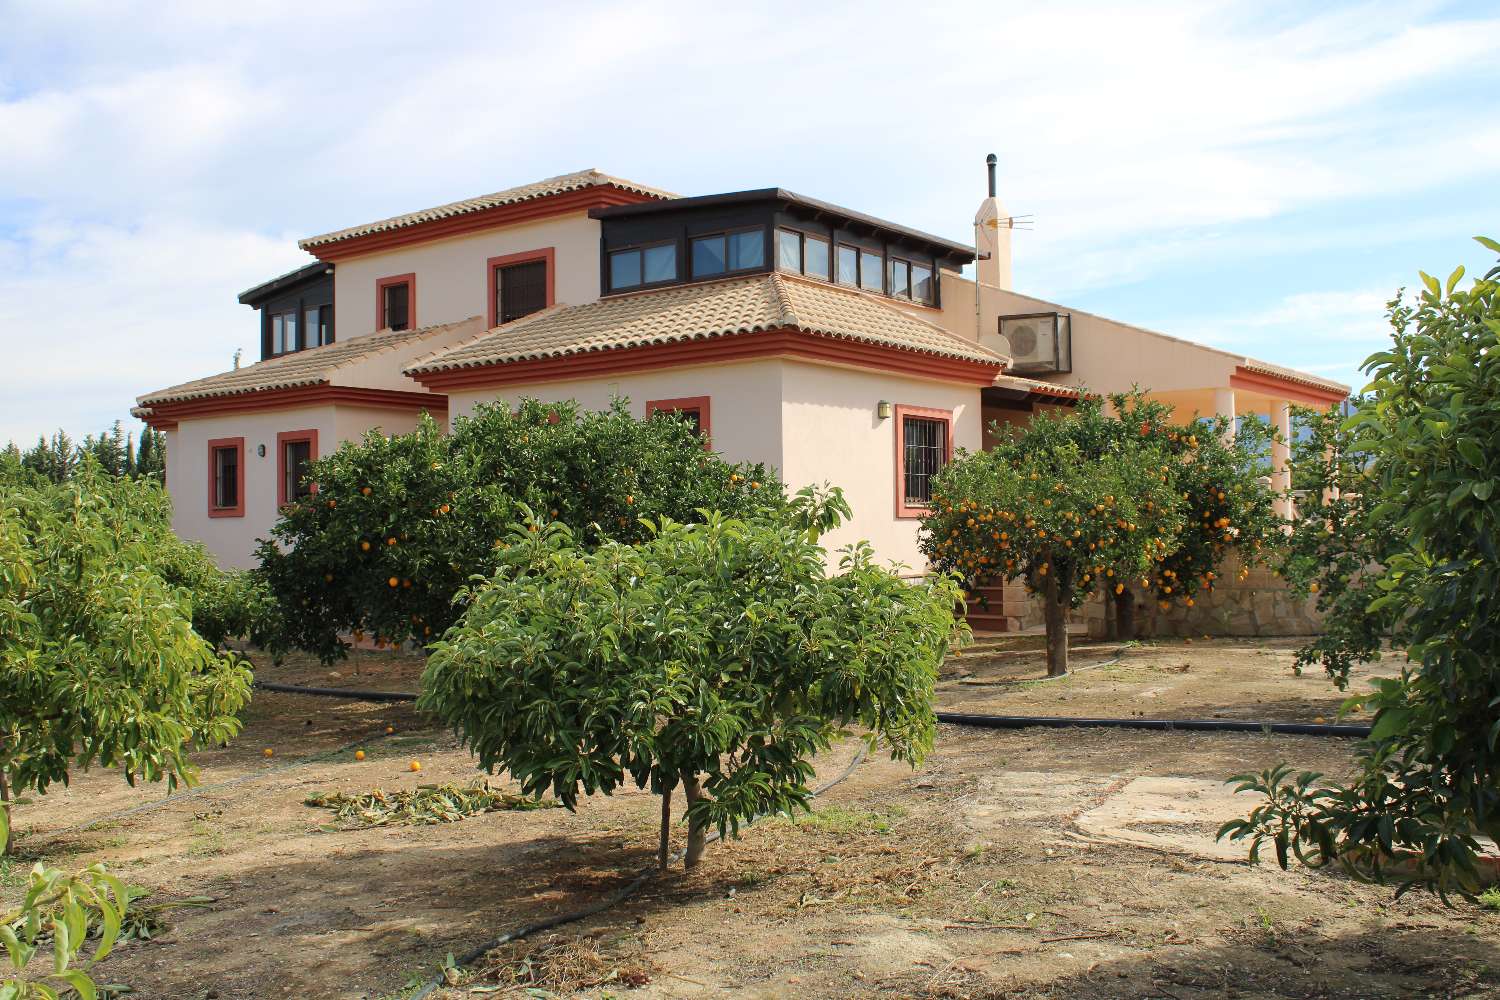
[1114,587,1137,641]
[0,769,12,856]
[657,785,672,871]
[1042,571,1070,677]
[681,771,707,870]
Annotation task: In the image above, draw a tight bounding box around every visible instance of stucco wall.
[167,405,432,568]
[930,272,1240,398]
[332,213,602,340]
[779,361,982,573]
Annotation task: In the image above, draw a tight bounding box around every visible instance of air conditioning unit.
[994,312,1072,375]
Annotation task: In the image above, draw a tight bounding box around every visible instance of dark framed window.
[495,260,548,324]
[894,406,951,517]
[889,259,911,299]
[276,429,318,507]
[377,274,415,331]
[207,437,244,518]
[836,244,859,286]
[776,229,802,274]
[691,228,765,279]
[804,235,831,279]
[303,304,333,348]
[911,264,934,304]
[859,250,884,292]
[270,310,298,355]
[608,242,676,291]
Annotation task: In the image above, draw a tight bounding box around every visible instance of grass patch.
[1478,887,1500,912]
[786,803,900,836]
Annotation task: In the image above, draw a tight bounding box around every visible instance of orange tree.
[1109,395,1283,638]
[256,398,782,662]
[919,396,1183,675]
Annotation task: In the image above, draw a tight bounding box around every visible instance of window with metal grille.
[902,416,946,505]
[495,260,548,324]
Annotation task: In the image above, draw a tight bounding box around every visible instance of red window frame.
[894,405,953,519]
[646,395,711,445]
[375,272,416,331]
[275,428,319,508]
[487,247,556,327]
[207,436,245,518]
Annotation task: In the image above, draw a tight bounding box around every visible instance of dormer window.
[377,274,415,331]
[270,310,299,355]
[912,264,934,304]
[609,241,676,291]
[836,245,858,286]
[859,250,884,292]
[691,229,764,279]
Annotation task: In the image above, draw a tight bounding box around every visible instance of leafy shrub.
[257,398,782,662]
[1221,239,1500,894]
[0,461,253,851]
[0,801,133,998]
[419,492,962,870]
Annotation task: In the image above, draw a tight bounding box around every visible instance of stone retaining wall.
[1080,555,1323,639]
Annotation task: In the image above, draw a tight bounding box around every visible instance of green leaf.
[1445,265,1465,295]
[1369,709,1411,743]
[59,972,96,1000]
[1475,235,1500,254]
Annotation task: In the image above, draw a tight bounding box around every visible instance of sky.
[2,0,1497,448]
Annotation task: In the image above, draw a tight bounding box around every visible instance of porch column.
[1271,400,1293,520]
[1213,387,1236,443]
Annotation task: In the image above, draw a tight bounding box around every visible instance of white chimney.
[974,153,1012,290]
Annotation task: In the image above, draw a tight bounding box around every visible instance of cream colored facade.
[448,358,982,572]
[166,404,430,568]
[334,214,602,339]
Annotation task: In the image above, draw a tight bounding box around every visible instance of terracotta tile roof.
[134,318,482,410]
[994,373,1084,400]
[407,273,1005,377]
[1237,358,1350,395]
[298,170,676,250]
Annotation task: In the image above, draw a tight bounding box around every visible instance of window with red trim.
[894,405,952,518]
[276,429,319,508]
[376,273,415,331]
[207,437,245,518]
[488,248,555,326]
[646,396,711,442]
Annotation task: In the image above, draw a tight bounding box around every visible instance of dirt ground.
[8,638,1498,1000]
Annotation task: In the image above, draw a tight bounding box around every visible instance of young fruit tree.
[0,462,253,853]
[918,396,1183,675]
[419,492,964,871]
[1221,239,1500,894]
[257,398,782,662]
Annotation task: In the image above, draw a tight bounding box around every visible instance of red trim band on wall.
[413,328,1004,392]
[275,428,319,509]
[206,436,245,519]
[486,247,556,328]
[893,404,953,520]
[1229,366,1346,408]
[139,385,448,429]
[306,187,663,262]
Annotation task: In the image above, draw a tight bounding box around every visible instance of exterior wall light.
[877,400,893,420]
[257,443,267,458]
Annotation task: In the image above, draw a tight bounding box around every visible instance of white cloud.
[0,0,1496,445]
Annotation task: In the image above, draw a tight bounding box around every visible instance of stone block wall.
[1079,555,1323,639]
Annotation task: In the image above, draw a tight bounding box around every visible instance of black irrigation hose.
[935,711,1371,738]
[407,742,871,1000]
[253,680,419,703]
[252,682,1375,737]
